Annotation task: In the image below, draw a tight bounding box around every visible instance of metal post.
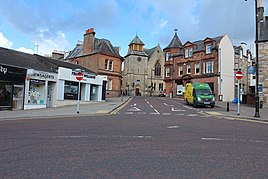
[77,80,80,114]
[237,79,240,115]
[254,0,260,118]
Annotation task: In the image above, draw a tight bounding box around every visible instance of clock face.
[137,57,141,62]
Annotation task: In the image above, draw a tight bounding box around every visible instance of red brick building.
[66,28,124,98]
[164,31,234,101]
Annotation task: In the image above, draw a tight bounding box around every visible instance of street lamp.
[245,0,260,117]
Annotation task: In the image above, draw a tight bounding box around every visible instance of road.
[0,96,268,178]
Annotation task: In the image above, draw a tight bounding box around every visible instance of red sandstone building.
[66,28,124,98]
[164,31,235,101]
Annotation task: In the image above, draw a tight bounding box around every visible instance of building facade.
[66,28,124,98]
[123,35,165,96]
[0,47,105,110]
[164,32,234,101]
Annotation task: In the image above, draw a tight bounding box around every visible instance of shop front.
[56,67,105,106]
[0,64,26,110]
[24,69,57,110]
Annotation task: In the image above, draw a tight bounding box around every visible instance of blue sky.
[0,0,267,56]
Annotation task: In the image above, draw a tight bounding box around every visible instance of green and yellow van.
[184,82,215,108]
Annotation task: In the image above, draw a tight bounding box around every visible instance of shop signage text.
[0,66,8,74]
[31,72,55,79]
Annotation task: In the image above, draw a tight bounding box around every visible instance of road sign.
[236,71,243,80]
[75,72,84,81]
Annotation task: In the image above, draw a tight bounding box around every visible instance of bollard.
[260,101,263,109]
[227,102,229,112]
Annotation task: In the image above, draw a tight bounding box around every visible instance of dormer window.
[184,47,193,58]
[206,44,212,54]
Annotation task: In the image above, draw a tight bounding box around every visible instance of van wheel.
[193,100,197,108]
[211,105,215,108]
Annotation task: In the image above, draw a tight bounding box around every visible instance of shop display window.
[28,80,45,104]
[64,81,79,100]
[0,82,12,108]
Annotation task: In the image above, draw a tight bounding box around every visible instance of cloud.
[17,47,34,54]
[0,32,13,48]
[34,29,69,55]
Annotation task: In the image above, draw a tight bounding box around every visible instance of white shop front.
[24,69,57,110]
[55,67,105,107]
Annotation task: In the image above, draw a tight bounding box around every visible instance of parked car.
[159,91,166,97]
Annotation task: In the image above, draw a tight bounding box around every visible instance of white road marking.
[202,137,265,143]
[167,126,179,129]
[137,112,146,115]
[187,114,198,117]
[150,112,159,115]
[127,107,141,111]
[154,109,160,114]
[162,113,171,115]
[125,112,134,114]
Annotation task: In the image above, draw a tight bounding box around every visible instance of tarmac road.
[0,97,267,178]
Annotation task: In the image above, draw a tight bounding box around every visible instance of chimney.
[83,28,95,55]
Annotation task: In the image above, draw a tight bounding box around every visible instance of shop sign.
[28,70,56,80]
[0,66,8,74]
[0,64,26,82]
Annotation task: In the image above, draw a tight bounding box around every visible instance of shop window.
[29,80,45,104]
[64,81,79,100]
[0,82,12,108]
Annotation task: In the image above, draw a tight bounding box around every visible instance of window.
[166,67,170,77]
[189,47,193,57]
[187,64,191,74]
[105,59,109,70]
[206,44,212,54]
[203,61,214,74]
[184,47,193,58]
[109,60,113,71]
[105,59,113,71]
[155,62,161,76]
[64,81,79,100]
[195,63,200,74]
[178,65,183,76]
[107,79,112,90]
[185,49,189,58]
[166,52,170,61]
[159,83,164,91]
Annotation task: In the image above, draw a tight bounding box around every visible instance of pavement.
[0,96,267,123]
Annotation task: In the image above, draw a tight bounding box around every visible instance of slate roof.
[164,32,183,50]
[66,38,121,59]
[0,47,96,75]
[173,35,223,56]
[128,35,145,46]
[144,46,157,58]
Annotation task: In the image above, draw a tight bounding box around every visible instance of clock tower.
[123,35,149,96]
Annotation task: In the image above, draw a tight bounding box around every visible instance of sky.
[0,0,267,57]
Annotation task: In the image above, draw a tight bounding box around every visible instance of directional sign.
[236,71,243,80]
[75,72,84,81]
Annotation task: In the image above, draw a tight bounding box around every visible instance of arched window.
[155,61,161,76]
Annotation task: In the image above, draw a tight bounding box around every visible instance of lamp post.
[245,0,260,117]
[150,68,154,96]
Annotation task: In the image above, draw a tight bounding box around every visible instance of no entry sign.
[236,71,243,80]
[75,72,84,81]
